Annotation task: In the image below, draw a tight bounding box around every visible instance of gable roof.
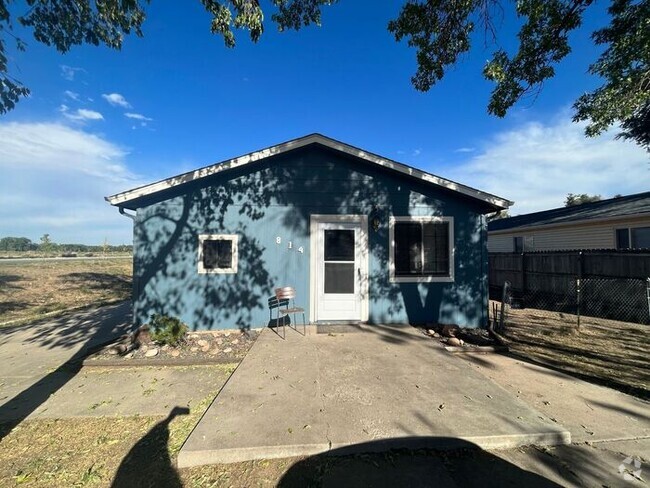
[106,133,512,210]
[489,191,650,233]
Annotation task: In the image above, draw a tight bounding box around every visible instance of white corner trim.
[197,234,238,274]
[106,134,512,210]
[389,216,455,283]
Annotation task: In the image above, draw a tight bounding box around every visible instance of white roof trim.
[105,133,513,209]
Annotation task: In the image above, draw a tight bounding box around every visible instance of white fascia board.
[105,133,513,210]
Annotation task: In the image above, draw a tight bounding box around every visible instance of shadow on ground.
[0,302,133,440]
[276,438,566,487]
[111,406,189,488]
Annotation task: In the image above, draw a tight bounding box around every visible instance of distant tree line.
[0,235,132,253]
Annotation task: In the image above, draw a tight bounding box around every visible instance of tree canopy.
[564,193,602,206]
[1,0,648,150]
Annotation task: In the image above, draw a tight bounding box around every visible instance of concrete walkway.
[459,353,650,443]
[0,302,133,423]
[179,326,570,467]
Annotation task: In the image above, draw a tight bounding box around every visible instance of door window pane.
[324,230,355,261]
[324,263,355,293]
[631,227,650,248]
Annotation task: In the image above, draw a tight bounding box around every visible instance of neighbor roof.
[489,191,650,233]
[106,133,512,210]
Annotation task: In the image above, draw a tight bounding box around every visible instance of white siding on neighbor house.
[488,215,650,252]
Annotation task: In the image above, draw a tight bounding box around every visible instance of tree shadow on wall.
[131,145,495,331]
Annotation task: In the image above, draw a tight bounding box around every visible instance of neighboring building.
[107,134,511,330]
[488,192,650,253]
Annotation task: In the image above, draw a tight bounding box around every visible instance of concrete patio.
[178,325,570,467]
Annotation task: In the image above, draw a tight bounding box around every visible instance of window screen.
[631,227,650,249]
[394,221,450,277]
[616,228,630,250]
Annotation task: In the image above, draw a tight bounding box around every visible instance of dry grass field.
[0,258,132,325]
[500,305,649,399]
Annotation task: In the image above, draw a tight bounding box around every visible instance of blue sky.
[0,1,648,244]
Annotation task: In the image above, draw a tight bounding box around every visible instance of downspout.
[118,206,137,329]
[119,207,136,221]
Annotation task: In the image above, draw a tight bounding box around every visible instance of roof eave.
[106,133,512,210]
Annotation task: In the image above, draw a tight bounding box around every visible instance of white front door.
[313,217,367,322]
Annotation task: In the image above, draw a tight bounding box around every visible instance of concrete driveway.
[179,325,570,467]
[0,301,133,424]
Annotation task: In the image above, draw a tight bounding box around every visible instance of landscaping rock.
[447,337,462,347]
[223,347,233,354]
[124,351,134,359]
[162,344,170,351]
[426,329,436,336]
[201,345,210,353]
[145,348,159,358]
[231,339,239,345]
[197,339,208,347]
[170,350,180,358]
[140,344,149,353]
[190,346,199,352]
[210,347,220,355]
[216,339,224,345]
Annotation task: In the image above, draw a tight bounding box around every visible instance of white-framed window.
[616,226,650,249]
[198,234,238,274]
[389,216,454,283]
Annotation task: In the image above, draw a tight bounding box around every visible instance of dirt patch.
[86,329,260,365]
[0,258,132,325]
[501,305,649,399]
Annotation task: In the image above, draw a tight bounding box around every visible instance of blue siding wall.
[131,145,490,330]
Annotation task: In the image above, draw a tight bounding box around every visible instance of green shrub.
[148,314,188,346]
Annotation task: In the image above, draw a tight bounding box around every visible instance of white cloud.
[125,112,153,121]
[454,147,475,153]
[64,90,81,102]
[102,93,132,108]
[0,122,144,244]
[61,106,104,122]
[60,65,85,81]
[446,116,650,215]
[413,148,422,157]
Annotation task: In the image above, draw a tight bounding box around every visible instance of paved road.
[0,301,133,423]
[0,256,132,264]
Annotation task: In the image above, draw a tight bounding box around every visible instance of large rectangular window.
[198,234,238,274]
[390,217,453,282]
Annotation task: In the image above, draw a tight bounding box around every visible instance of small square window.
[198,235,238,274]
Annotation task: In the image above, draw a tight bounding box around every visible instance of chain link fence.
[491,277,650,331]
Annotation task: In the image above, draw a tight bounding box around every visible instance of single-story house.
[107,134,511,330]
[488,191,650,253]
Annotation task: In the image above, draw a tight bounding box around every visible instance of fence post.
[578,251,584,279]
[646,278,650,320]
[521,252,526,303]
[576,277,581,330]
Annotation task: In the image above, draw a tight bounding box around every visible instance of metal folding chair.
[273,286,306,338]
